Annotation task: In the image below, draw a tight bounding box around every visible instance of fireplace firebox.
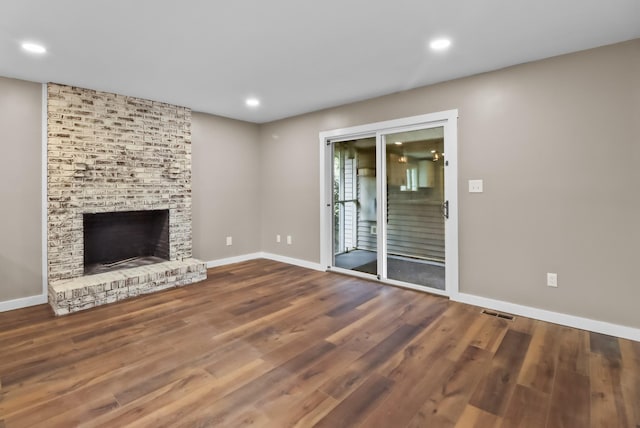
[83,210,170,275]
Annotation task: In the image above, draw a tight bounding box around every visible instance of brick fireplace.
[47,83,206,315]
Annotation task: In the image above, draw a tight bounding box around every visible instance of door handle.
[442,200,449,219]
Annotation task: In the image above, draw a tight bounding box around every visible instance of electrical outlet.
[547,272,557,287]
[276,234,281,243]
[469,179,483,193]
[226,236,232,246]
[287,235,292,245]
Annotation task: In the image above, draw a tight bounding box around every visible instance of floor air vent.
[481,309,515,321]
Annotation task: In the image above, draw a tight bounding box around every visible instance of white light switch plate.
[469,179,483,193]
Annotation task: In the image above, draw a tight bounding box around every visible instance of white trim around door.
[319,109,459,297]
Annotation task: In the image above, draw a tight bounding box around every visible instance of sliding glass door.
[381,128,445,291]
[322,110,458,296]
[332,137,378,277]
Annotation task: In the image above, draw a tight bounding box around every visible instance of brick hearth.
[48,259,206,315]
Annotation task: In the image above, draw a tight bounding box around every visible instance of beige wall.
[2,40,639,331]
[0,77,42,301]
[259,39,640,328]
[191,112,261,261]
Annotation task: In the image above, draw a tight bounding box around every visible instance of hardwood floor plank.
[517,323,558,394]
[127,358,275,427]
[58,397,118,428]
[468,365,518,417]
[171,341,337,427]
[0,343,178,417]
[260,314,358,365]
[262,346,360,426]
[448,314,508,361]
[396,293,450,326]
[319,323,422,400]
[620,339,640,374]
[407,411,456,428]
[590,331,622,361]
[358,347,454,428]
[325,290,412,350]
[454,405,502,428]
[376,302,478,378]
[510,315,537,336]
[590,353,629,428]
[313,372,394,428]
[0,298,202,379]
[325,288,379,317]
[83,369,214,428]
[556,326,590,376]
[0,259,636,427]
[416,345,493,425]
[115,363,215,406]
[291,390,339,428]
[547,368,590,428]
[499,384,549,428]
[357,311,487,427]
[493,329,533,369]
[469,329,532,416]
[620,369,640,427]
[200,339,264,378]
[222,406,272,427]
[6,391,119,428]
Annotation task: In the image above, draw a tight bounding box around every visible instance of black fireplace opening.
[83,209,170,275]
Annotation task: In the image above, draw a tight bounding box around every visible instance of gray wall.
[0,77,42,301]
[2,40,639,331]
[191,112,261,261]
[259,39,640,328]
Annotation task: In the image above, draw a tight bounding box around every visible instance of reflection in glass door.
[383,128,445,290]
[322,109,457,296]
[332,138,378,277]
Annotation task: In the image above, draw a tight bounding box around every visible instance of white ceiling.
[1,1,639,123]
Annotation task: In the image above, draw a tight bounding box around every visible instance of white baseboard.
[206,252,324,272]
[90,253,640,343]
[453,292,640,342]
[206,253,263,268]
[259,252,324,271]
[204,254,640,341]
[0,294,48,313]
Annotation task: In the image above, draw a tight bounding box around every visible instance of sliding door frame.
[319,110,459,297]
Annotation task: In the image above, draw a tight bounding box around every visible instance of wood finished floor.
[1,259,639,427]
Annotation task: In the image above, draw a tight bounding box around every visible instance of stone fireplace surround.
[47,83,206,315]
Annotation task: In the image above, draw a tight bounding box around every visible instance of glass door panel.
[332,138,378,276]
[383,128,445,290]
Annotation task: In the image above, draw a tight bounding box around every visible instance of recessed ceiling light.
[245,97,260,107]
[394,141,402,145]
[21,42,46,54]
[429,38,451,51]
